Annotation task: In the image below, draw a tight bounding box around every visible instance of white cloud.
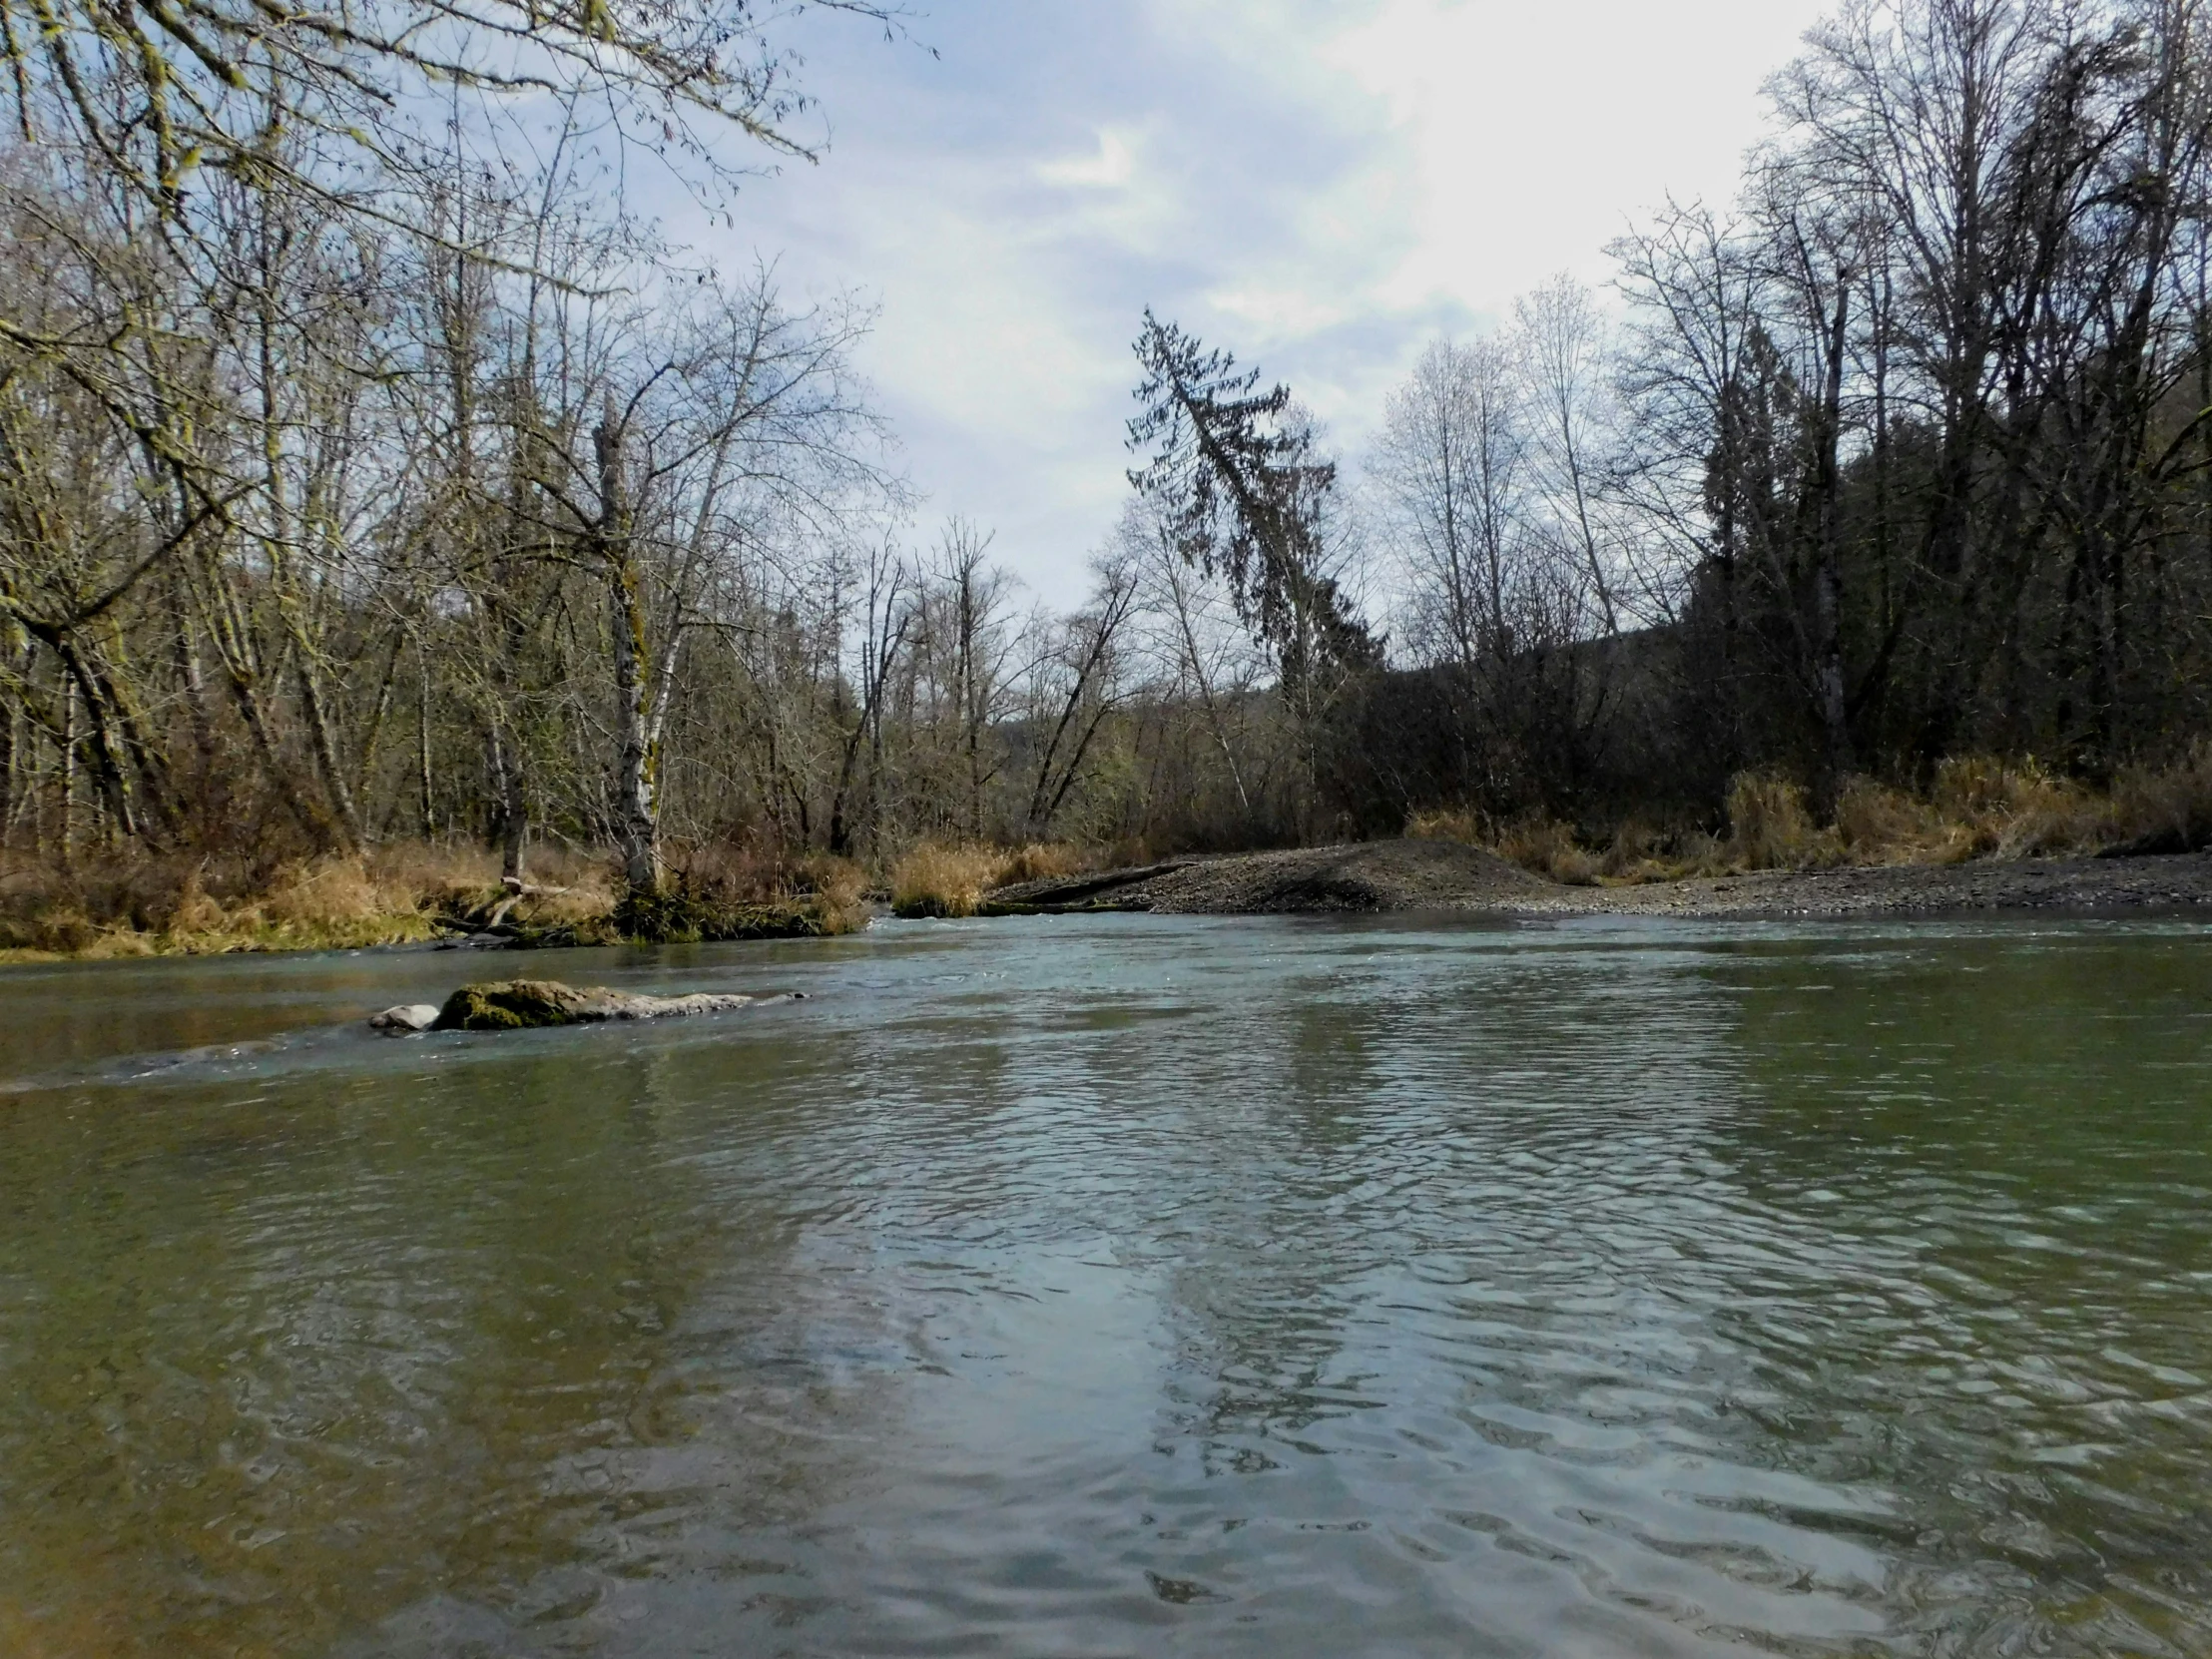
[1327,0,1832,312]
[691,0,1837,603]
[1208,285,1350,338]
[1037,128,1140,191]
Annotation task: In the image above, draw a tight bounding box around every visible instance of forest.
[6,0,2212,946]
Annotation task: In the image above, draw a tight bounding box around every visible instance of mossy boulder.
[433,979,602,1030]
[424,978,797,1032]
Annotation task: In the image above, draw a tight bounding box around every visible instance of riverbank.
[988,837,2212,919]
[8,827,2210,966]
[0,844,864,963]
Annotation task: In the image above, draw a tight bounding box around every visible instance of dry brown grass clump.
[1819,758,2146,864]
[1404,807,1482,847]
[890,842,1004,918]
[0,844,506,959]
[1831,778,1952,862]
[1407,809,1603,884]
[1723,774,1828,870]
[1674,763,2111,873]
[1593,820,1725,882]
[992,841,1092,885]
[660,842,868,935]
[2103,742,2212,853]
[1403,749,2212,887]
[589,841,869,943]
[1494,819,1602,885]
[796,852,870,933]
[0,836,879,960]
[1930,757,2098,857]
[886,840,1124,916]
[1411,800,1765,884]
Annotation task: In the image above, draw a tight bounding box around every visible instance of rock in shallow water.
[369,1004,441,1034]
[423,979,796,1032]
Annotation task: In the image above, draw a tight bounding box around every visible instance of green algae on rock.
[418,979,795,1033]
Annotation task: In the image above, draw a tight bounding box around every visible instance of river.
[1,912,2208,1656]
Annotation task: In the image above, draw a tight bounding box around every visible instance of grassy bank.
[1411,750,2212,886]
[7,754,2207,961]
[0,843,867,963]
[0,844,496,961]
[887,841,1121,918]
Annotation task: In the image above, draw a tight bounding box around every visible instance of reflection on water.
[1,915,2208,1656]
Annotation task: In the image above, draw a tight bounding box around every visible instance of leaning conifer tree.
[1125,311,1379,692]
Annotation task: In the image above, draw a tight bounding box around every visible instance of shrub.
[1493,818,1601,885]
[0,847,465,956]
[794,852,870,934]
[1726,773,1829,869]
[1597,819,1723,883]
[891,842,1001,918]
[264,856,389,926]
[1414,808,1633,884]
[1404,808,1481,845]
[602,842,867,943]
[2108,741,2212,853]
[992,842,1090,885]
[1828,778,1988,864]
[1103,834,1155,870]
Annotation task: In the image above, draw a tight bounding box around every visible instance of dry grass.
[890,842,1003,918]
[886,839,1120,918]
[0,839,815,961]
[1496,818,1602,885]
[1723,775,1827,870]
[0,844,501,959]
[797,852,870,933]
[1680,764,2086,874]
[1407,809,1603,884]
[2105,742,2212,853]
[992,841,1092,885]
[1406,748,2212,887]
[0,831,918,959]
[12,755,2209,956]
[1404,807,1483,847]
[655,842,869,937]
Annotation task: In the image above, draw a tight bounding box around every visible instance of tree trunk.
[0,677,14,853]
[297,653,364,848]
[58,674,75,873]
[1810,273,1855,819]
[354,627,405,812]
[418,665,435,842]
[610,554,659,891]
[597,412,660,894]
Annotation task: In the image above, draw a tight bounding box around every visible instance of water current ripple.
[0,913,2208,1656]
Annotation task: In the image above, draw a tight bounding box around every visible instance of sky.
[672,0,1837,603]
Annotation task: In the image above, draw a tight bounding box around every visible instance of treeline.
[1611,0,2212,815]
[1131,0,2212,841]
[7,0,2212,889]
[0,0,1348,881]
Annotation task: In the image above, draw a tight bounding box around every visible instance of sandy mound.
[991,839,1553,915]
[988,840,2212,920]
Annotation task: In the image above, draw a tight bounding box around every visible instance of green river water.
[0,912,2208,1657]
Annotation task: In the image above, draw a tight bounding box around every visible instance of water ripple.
[0,914,2207,1656]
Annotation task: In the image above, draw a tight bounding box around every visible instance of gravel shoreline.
[988,837,2212,920]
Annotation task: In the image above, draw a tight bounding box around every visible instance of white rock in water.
[369,1003,441,1034]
